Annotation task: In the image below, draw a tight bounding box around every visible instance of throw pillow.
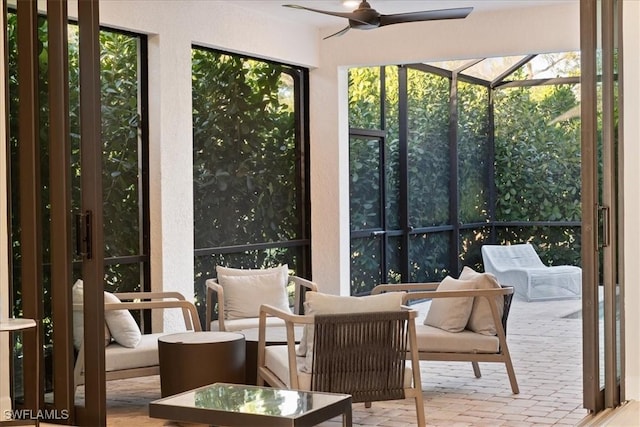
[72,279,113,349]
[216,264,289,288]
[104,291,142,348]
[460,266,504,336]
[300,292,404,372]
[424,276,475,332]
[217,271,292,320]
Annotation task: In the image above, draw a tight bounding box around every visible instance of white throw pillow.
[217,271,292,320]
[300,292,404,372]
[104,291,142,348]
[72,280,122,349]
[460,266,504,336]
[216,264,289,288]
[424,276,475,333]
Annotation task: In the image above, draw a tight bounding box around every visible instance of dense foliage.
[192,48,307,318]
[348,55,582,294]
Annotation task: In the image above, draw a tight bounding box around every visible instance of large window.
[192,47,311,319]
[348,53,581,295]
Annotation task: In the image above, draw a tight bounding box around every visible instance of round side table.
[158,331,245,397]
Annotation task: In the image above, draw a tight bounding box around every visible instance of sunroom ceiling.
[235,0,578,29]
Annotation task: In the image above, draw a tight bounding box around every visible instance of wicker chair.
[256,305,426,427]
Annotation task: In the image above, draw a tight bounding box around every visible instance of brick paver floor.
[101,294,595,426]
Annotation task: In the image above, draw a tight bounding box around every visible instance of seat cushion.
[264,345,413,391]
[210,316,286,332]
[414,324,499,354]
[105,333,163,372]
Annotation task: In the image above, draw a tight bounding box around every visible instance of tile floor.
[97,294,604,426]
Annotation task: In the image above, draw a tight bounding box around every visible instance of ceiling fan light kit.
[284,0,473,39]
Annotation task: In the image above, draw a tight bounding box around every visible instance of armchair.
[256,303,425,427]
[205,272,317,331]
[73,291,201,388]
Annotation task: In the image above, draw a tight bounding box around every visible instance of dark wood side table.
[158,331,245,397]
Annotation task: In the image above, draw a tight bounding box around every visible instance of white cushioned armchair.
[205,265,317,331]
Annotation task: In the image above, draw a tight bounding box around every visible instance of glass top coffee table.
[149,382,352,426]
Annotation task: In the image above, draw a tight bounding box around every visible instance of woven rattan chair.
[256,305,426,426]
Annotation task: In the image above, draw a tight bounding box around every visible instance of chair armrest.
[205,279,224,331]
[291,276,318,315]
[371,282,440,295]
[106,297,202,332]
[258,304,313,389]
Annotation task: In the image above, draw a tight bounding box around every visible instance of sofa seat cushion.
[104,333,163,372]
[264,345,413,391]
[210,316,286,332]
[413,324,499,354]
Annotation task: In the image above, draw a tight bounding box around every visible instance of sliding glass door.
[580,0,624,413]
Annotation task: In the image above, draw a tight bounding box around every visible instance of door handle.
[75,211,93,259]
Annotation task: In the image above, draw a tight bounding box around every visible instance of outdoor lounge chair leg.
[365,401,371,408]
[471,361,481,378]
[505,359,520,394]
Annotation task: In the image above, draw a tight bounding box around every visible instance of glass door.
[581,0,624,413]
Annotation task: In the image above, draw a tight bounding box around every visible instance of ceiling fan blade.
[379,7,473,27]
[323,26,351,40]
[283,4,371,26]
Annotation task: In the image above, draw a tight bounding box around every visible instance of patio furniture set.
[66,244,582,426]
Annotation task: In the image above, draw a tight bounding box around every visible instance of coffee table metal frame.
[149,382,353,427]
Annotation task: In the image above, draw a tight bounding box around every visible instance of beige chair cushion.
[210,315,286,332]
[424,276,475,332]
[460,266,504,336]
[299,292,404,372]
[104,333,163,372]
[217,272,291,320]
[265,345,413,391]
[216,264,289,288]
[413,324,499,353]
[104,291,142,348]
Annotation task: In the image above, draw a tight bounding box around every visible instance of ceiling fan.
[283,1,473,39]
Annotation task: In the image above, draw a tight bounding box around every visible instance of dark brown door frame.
[76,0,106,424]
[47,0,75,417]
[581,0,624,413]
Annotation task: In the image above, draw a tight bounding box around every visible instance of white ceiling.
[233,0,577,29]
